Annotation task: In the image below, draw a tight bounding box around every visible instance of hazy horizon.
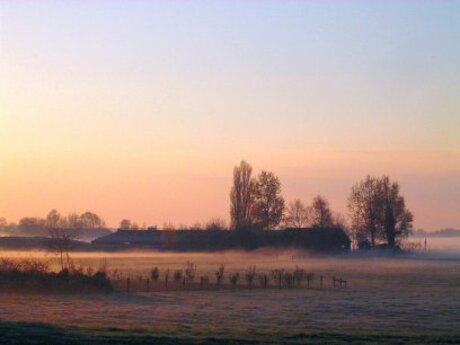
[1,1,459,230]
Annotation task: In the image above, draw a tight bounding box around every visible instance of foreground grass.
[0,321,459,345]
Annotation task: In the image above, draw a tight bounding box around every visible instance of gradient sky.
[1,1,459,230]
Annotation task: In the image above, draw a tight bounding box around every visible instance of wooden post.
[127,277,130,293]
[320,275,323,289]
[333,277,336,288]
[306,276,310,289]
[147,278,150,292]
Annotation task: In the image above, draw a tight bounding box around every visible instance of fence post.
[333,277,336,288]
[147,278,150,292]
[127,277,130,293]
[320,275,323,289]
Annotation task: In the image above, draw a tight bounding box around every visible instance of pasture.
[0,249,459,344]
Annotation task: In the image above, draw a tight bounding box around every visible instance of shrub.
[151,267,160,282]
[174,269,183,284]
[215,264,225,286]
[0,258,112,293]
[229,272,240,288]
[293,266,305,287]
[245,266,256,288]
[271,269,284,288]
[185,262,197,283]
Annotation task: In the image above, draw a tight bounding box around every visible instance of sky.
[0,1,459,230]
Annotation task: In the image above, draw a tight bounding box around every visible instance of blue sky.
[0,1,459,229]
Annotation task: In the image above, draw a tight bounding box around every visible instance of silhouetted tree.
[215,264,225,286]
[230,161,255,230]
[188,222,203,231]
[245,266,256,288]
[252,171,285,230]
[162,222,175,231]
[185,262,197,283]
[45,209,62,229]
[348,175,383,246]
[205,218,227,231]
[229,272,240,288]
[173,269,183,285]
[284,199,310,228]
[67,213,83,230]
[120,219,132,230]
[18,217,46,236]
[151,267,160,283]
[80,211,105,229]
[380,176,414,246]
[47,228,79,270]
[310,196,334,228]
[348,175,413,247]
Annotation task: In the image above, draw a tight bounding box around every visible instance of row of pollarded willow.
[114,264,336,291]
[230,160,413,247]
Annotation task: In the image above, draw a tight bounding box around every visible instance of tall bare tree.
[380,176,413,246]
[48,228,79,270]
[252,171,285,230]
[284,199,310,228]
[230,161,255,230]
[80,211,105,229]
[310,195,334,228]
[45,209,62,229]
[348,176,383,246]
[66,213,83,230]
[348,175,413,247]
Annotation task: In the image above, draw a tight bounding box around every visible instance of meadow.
[0,249,459,344]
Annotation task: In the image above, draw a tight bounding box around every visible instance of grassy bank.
[0,321,458,345]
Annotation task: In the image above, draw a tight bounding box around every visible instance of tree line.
[0,210,106,237]
[1,161,414,248]
[230,160,413,248]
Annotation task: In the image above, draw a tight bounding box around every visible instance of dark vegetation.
[0,321,458,345]
[0,211,110,242]
[0,161,415,253]
[0,258,111,293]
[229,161,413,250]
[110,262,347,293]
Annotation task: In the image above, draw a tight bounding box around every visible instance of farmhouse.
[92,228,351,252]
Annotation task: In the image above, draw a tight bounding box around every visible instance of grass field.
[0,249,459,344]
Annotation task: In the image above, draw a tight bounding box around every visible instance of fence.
[110,270,348,294]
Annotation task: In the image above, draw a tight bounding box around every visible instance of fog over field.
[0,249,459,344]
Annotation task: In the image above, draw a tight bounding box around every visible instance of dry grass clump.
[0,258,112,293]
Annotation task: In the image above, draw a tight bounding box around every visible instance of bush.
[174,269,183,284]
[245,266,256,288]
[0,258,112,293]
[151,267,160,282]
[215,264,225,286]
[229,272,240,287]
